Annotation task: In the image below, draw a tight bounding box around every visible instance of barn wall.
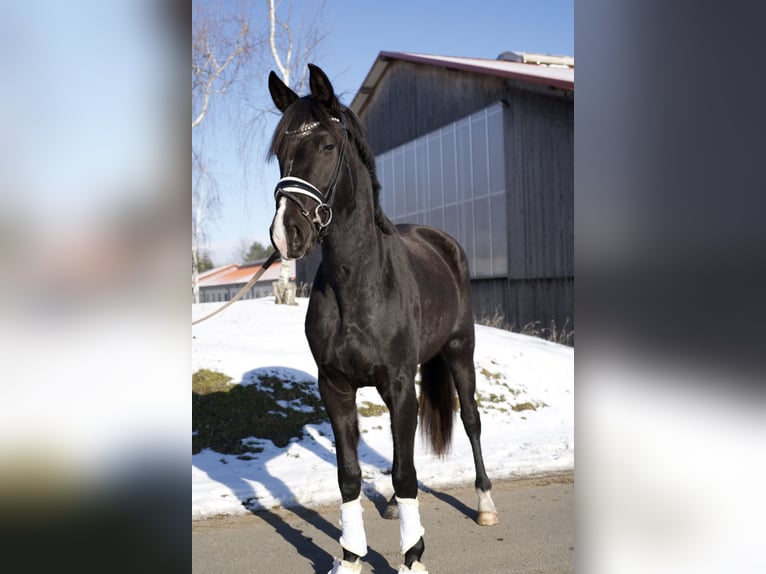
[361,61,512,155]
[471,277,574,334]
[505,90,574,280]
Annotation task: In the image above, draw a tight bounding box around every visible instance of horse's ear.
[308,63,338,110]
[269,70,299,113]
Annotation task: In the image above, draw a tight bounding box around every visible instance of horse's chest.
[306,305,415,383]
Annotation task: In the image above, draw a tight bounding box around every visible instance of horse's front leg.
[319,377,367,574]
[379,379,428,572]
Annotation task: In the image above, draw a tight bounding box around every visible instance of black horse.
[268,64,498,574]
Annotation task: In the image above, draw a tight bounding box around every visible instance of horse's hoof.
[382,502,399,520]
[477,511,499,526]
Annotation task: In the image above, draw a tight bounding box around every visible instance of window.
[376,103,508,278]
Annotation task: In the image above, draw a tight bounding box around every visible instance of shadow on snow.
[193,366,398,573]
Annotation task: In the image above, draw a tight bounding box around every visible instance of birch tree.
[267,0,327,97]
[192,1,254,130]
[192,1,256,303]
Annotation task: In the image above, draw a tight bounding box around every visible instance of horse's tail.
[418,353,455,457]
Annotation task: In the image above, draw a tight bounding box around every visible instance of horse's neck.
[322,216,381,274]
[320,186,386,288]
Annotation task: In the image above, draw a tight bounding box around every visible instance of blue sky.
[200,0,574,264]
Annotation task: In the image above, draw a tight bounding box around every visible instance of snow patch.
[192,297,573,519]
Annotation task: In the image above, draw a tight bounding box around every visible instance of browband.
[284,116,341,136]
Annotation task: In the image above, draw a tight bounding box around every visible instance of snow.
[192,297,573,520]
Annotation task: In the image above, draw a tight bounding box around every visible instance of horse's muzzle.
[270,196,318,260]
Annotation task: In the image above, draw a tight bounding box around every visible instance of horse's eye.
[324,143,336,152]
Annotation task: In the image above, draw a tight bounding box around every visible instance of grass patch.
[476,307,508,330]
[481,392,505,405]
[475,390,547,415]
[192,369,326,455]
[479,367,502,381]
[518,319,574,347]
[192,369,232,394]
[511,401,548,412]
[475,309,574,347]
[476,390,509,413]
[498,381,523,397]
[358,401,388,417]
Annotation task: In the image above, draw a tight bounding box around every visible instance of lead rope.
[192,250,280,326]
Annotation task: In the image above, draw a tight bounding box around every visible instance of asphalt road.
[192,472,574,574]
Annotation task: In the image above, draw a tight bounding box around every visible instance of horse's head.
[267,64,348,260]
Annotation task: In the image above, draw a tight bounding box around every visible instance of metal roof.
[350,51,574,115]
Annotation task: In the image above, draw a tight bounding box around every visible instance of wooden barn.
[298,51,573,335]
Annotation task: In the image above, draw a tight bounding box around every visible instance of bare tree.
[266,0,328,96]
[192,150,221,304]
[192,1,258,303]
[192,1,255,129]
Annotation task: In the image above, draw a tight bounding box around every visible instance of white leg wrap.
[477,488,497,514]
[329,558,363,574]
[396,497,425,555]
[397,562,428,573]
[338,497,368,558]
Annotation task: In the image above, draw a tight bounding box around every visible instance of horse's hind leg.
[444,336,499,526]
[378,376,427,571]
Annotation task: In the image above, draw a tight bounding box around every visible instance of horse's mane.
[269,96,395,235]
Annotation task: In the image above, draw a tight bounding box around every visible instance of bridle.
[273,113,348,241]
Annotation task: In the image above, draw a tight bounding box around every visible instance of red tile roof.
[197,259,294,287]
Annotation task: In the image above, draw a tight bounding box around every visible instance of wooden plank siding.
[472,277,574,329]
[363,62,514,154]
[505,89,574,280]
